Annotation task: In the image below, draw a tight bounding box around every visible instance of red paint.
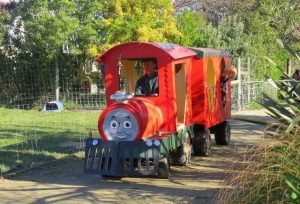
[191,56,231,128]
[96,42,232,141]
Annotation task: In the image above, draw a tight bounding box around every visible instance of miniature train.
[84,42,236,178]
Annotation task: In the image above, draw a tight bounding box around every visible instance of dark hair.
[295,69,300,74]
[143,58,156,63]
[143,58,157,69]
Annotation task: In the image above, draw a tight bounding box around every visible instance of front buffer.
[84,138,163,178]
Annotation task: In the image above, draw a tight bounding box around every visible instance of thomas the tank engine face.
[102,108,139,141]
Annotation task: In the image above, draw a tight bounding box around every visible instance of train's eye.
[123,121,132,129]
[110,120,118,128]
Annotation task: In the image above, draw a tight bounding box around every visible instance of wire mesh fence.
[231,80,278,111]
[1,81,277,111]
[0,84,106,110]
[1,64,280,175]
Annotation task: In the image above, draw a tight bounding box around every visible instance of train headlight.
[102,108,139,141]
[92,139,99,146]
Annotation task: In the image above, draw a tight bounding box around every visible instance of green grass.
[0,108,100,174]
[247,101,263,110]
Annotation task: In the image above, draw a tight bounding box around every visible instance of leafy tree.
[0,0,181,107]
[100,0,180,51]
[0,8,11,46]
[174,0,299,80]
[176,9,206,46]
[242,0,299,79]
[14,0,79,59]
[72,0,103,57]
[218,15,251,59]
[173,0,253,25]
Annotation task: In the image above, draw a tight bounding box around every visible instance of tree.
[176,9,206,46]
[99,0,180,51]
[173,0,253,25]
[0,7,11,47]
[13,0,79,59]
[217,15,251,59]
[241,0,299,79]
[0,0,181,107]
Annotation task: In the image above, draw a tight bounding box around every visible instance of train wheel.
[193,128,211,156]
[169,132,192,166]
[157,157,170,179]
[215,121,231,145]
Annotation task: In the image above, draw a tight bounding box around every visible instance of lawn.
[0,108,100,174]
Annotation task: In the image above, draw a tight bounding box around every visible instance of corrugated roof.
[190,47,230,58]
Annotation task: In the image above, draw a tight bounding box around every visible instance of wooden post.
[55,58,60,101]
[237,58,242,111]
[247,57,251,105]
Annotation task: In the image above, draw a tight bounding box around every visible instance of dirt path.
[0,110,269,204]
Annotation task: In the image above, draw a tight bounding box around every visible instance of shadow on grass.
[0,126,87,175]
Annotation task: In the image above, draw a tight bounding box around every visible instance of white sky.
[0,0,18,3]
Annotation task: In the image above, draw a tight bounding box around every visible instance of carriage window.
[175,63,187,123]
[207,59,216,111]
[119,58,159,97]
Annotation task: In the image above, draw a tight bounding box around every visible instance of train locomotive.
[84,42,236,178]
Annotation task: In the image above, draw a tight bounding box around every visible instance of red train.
[84,42,236,178]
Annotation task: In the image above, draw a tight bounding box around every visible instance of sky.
[0,0,9,3]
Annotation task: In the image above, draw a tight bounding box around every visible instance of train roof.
[189,47,230,58]
[96,42,196,62]
[96,42,230,63]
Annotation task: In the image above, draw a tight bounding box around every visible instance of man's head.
[143,58,157,76]
[295,69,300,74]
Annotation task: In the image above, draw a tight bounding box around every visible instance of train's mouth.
[114,134,126,139]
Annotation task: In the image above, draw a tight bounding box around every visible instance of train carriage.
[84,42,235,178]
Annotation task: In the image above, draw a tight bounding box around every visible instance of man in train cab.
[135,58,159,96]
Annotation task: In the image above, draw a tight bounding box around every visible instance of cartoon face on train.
[102,108,139,141]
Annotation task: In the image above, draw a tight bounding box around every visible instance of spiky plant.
[217,40,300,204]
